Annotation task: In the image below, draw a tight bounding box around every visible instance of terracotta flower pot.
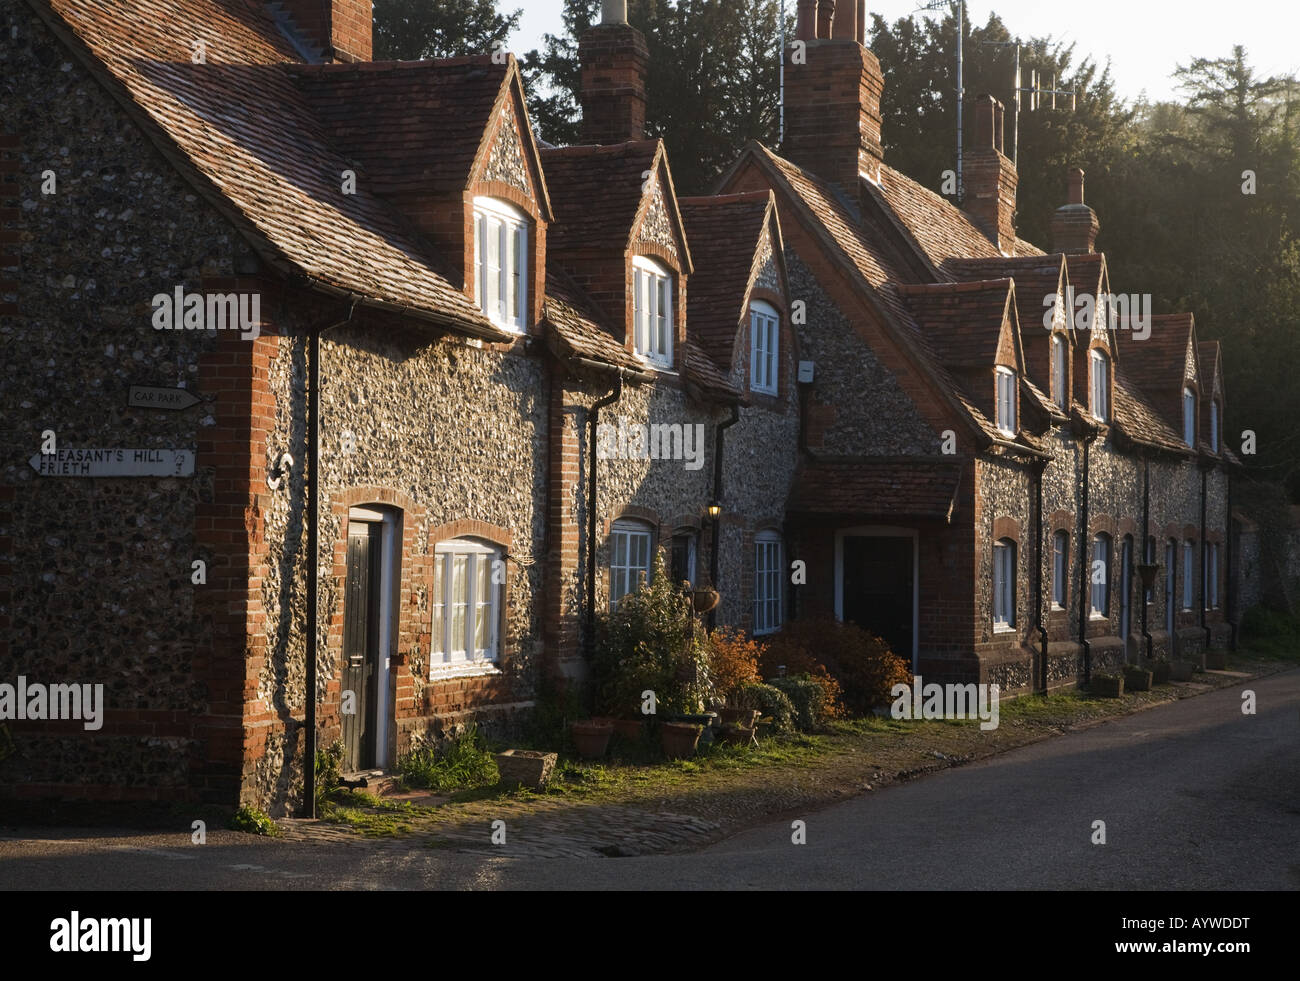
[721,724,756,747]
[660,722,703,759]
[495,749,557,790]
[611,718,645,742]
[571,720,614,759]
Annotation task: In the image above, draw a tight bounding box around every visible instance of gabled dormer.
[1122,312,1201,453]
[1062,252,1115,425]
[1199,341,1226,454]
[291,55,554,335]
[540,140,692,372]
[898,279,1026,439]
[679,190,791,401]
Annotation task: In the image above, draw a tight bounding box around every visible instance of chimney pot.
[1068,167,1085,205]
[796,0,818,42]
[601,0,628,24]
[817,0,836,39]
[965,94,1018,252]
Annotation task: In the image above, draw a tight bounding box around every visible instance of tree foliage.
[373,0,521,61]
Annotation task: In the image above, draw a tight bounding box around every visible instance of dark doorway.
[341,521,381,772]
[842,535,914,668]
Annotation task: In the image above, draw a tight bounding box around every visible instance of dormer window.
[995,366,1016,435]
[473,197,528,332]
[633,255,673,368]
[1183,387,1196,447]
[750,300,779,395]
[1089,349,1109,423]
[1210,400,1219,452]
[1051,334,1068,410]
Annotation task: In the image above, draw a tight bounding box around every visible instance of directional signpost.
[127,385,202,410]
[29,448,195,477]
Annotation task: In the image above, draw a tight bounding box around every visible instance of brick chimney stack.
[965,94,1019,253]
[278,0,372,62]
[1051,167,1100,254]
[578,1,649,145]
[782,0,884,193]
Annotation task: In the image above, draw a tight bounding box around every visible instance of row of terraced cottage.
[1,0,1243,816]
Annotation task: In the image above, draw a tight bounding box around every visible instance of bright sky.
[508,0,1300,105]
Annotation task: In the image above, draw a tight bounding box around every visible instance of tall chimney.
[1051,167,1100,254]
[578,2,649,145]
[965,94,1019,253]
[782,19,884,191]
[279,0,373,62]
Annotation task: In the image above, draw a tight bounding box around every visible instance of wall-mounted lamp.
[706,500,723,520]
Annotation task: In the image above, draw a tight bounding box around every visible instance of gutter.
[1141,456,1154,662]
[1226,471,1237,650]
[1074,415,1100,688]
[303,297,359,818]
[1200,461,1211,651]
[585,371,628,658]
[709,404,742,629]
[987,435,1054,461]
[1032,457,1049,695]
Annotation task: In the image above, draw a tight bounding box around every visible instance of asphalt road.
[3,669,1297,891]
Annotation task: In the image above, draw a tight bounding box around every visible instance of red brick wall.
[282,0,373,63]
[579,24,649,146]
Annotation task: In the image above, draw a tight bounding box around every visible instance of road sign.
[127,385,201,410]
[29,448,195,477]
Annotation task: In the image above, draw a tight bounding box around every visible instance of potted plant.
[1123,664,1153,692]
[661,722,703,759]
[611,717,645,742]
[719,706,760,727]
[1091,673,1124,698]
[571,719,614,759]
[720,722,757,747]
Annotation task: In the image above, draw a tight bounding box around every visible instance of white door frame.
[347,506,400,770]
[833,526,920,672]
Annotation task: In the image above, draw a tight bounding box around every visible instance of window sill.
[428,660,502,682]
[993,624,1016,635]
[1089,612,1108,621]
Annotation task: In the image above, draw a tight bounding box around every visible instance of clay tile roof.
[543,268,645,374]
[943,255,1067,337]
[1120,313,1196,429]
[539,141,663,258]
[1112,367,1189,454]
[683,341,743,404]
[678,191,775,368]
[751,146,1003,443]
[787,460,964,519]
[870,163,1008,267]
[896,279,1015,369]
[288,57,509,197]
[35,0,505,338]
[1063,253,1107,298]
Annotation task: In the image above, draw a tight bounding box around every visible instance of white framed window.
[1091,533,1111,618]
[1051,334,1068,409]
[1183,387,1196,447]
[610,519,653,612]
[633,255,673,367]
[995,366,1017,435]
[1051,530,1068,609]
[754,531,783,635]
[1210,401,1220,453]
[1090,349,1109,423]
[993,538,1016,629]
[473,197,528,332]
[431,538,502,669]
[1182,540,1195,610]
[750,300,780,395]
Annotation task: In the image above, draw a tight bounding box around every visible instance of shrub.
[397,724,498,792]
[591,551,714,718]
[707,627,762,702]
[760,617,911,715]
[314,739,344,810]
[768,672,846,730]
[735,682,796,734]
[229,804,279,837]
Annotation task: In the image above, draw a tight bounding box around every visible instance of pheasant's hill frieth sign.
[29,449,196,477]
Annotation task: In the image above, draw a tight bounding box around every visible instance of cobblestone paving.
[278,800,721,859]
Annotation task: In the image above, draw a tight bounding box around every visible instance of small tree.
[592,552,714,718]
